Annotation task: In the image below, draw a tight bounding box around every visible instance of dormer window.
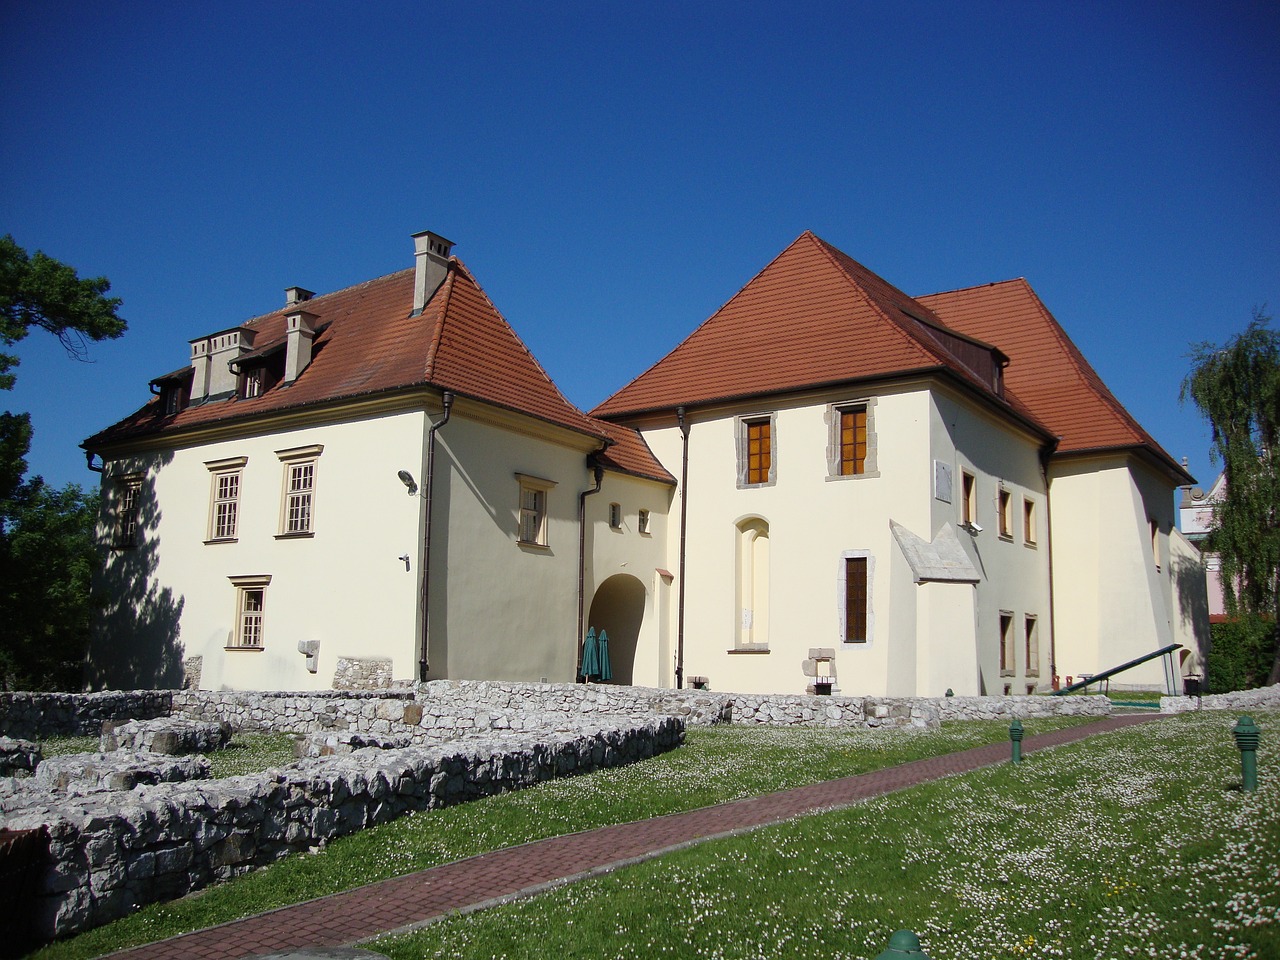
[235,351,285,399]
[161,382,189,415]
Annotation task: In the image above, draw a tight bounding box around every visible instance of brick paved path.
[105,714,1158,959]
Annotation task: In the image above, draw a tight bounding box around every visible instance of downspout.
[577,446,608,679]
[676,406,690,689]
[1039,443,1058,689]
[418,389,455,682]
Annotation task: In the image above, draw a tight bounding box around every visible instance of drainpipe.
[676,406,690,689]
[419,389,455,682]
[1039,443,1058,689]
[577,447,608,679]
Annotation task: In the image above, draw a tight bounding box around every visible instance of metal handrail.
[1052,643,1182,695]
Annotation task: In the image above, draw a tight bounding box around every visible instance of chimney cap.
[285,286,315,306]
[412,231,455,257]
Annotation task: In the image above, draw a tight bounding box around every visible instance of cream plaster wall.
[929,390,1052,694]
[92,411,428,691]
[422,409,599,684]
[583,472,675,687]
[1048,455,1180,689]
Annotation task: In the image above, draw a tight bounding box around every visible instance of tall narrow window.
[1150,518,1161,571]
[746,419,771,485]
[735,517,770,648]
[206,456,247,543]
[998,488,1012,538]
[838,405,868,475]
[276,445,322,537]
[516,474,556,547]
[229,575,271,649]
[1025,616,1040,677]
[114,476,143,549]
[999,612,1015,676]
[962,471,976,526]
[845,557,868,643]
[1023,497,1037,545]
[609,502,622,529]
[638,508,650,534]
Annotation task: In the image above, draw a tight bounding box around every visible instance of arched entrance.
[586,574,647,685]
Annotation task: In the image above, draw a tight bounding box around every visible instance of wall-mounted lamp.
[399,554,411,571]
[397,470,418,496]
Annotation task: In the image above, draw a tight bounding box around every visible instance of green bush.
[1207,615,1278,693]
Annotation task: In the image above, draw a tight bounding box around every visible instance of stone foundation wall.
[0,692,173,740]
[2,718,683,942]
[1161,683,1280,714]
[332,656,394,690]
[932,694,1111,722]
[0,737,41,777]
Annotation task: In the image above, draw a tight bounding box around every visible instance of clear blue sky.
[2,1,1276,499]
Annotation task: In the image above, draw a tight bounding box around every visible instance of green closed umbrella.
[596,629,612,682]
[580,627,600,681]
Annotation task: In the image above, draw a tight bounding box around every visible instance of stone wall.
[2,718,683,942]
[0,691,173,740]
[331,656,394,690]
[932,694,1111,722]
[1161,682,1280,714]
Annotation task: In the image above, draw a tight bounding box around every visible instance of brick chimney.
[411,231,454,316]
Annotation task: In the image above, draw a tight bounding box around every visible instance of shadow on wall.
[587,574,646,686]
[85,454,185,690]
[1172,552,1211,680]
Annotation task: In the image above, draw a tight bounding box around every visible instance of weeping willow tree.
[1181,311,1280,685]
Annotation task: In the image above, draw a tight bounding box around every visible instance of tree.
[1181,311,1280,685]
[0,235,127,689]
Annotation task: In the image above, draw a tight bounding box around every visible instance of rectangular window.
[517,474,556,547]
[962,471,976,526]
[276,445,322,537]
[1150,519,1161,571]
[746,419,771,485]
[229,575,271,649]
[638,508,650,534]
[1025,616,1040,677]
[205,456,247,543]
[114,476,143,549]
[838,406,867,475]
[999,612,1015,676]
[1023,497,1037,545]
[844,557,868,643]
[998,488,1012,538]
[609,502,622,529]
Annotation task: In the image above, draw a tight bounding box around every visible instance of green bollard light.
[873,929,932,959]
[1009,717,1024,765]
[1232,715,1260,792]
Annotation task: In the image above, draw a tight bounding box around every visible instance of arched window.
[735,517,770,649]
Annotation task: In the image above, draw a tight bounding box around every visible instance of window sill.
[1023,540,1038,549]
[1000,670,1015,678]
[274,531,315,540]
[224,645,263,652]
[727,646,770,655]
[517,540,550,552]
[998,533,1014,543]
[203,537,238,546]
[825,471,881,482]
[841,639,869,646]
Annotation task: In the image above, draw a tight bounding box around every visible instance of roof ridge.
[240,268,415,329]
[421,262,459,382]
[922,277,1027,299]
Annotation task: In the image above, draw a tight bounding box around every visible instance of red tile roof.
[917,279,1191,481]
[84,259,671,484]
[592,232,1048,438]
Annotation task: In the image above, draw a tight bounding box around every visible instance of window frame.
[608,502,622,530]
[275,445,322,538]
[638,508,650,535]
[516,473,557,548]
[999,610,1015,677]
[111,474,144,549]
[998,487,1013,539]
[735,413,777,488]
[228,574,271,650]
[1024,615,1040,677]
[961,471,977,527]
[838,550,874,646]
[825,399,879,480]
[205,456,247,544]
[1023,497,1037,546]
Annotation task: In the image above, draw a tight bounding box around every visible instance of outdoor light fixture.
[397,470,418,496]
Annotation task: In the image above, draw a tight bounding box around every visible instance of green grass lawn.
[30,717,1087,959]
[370,710,1280,960]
